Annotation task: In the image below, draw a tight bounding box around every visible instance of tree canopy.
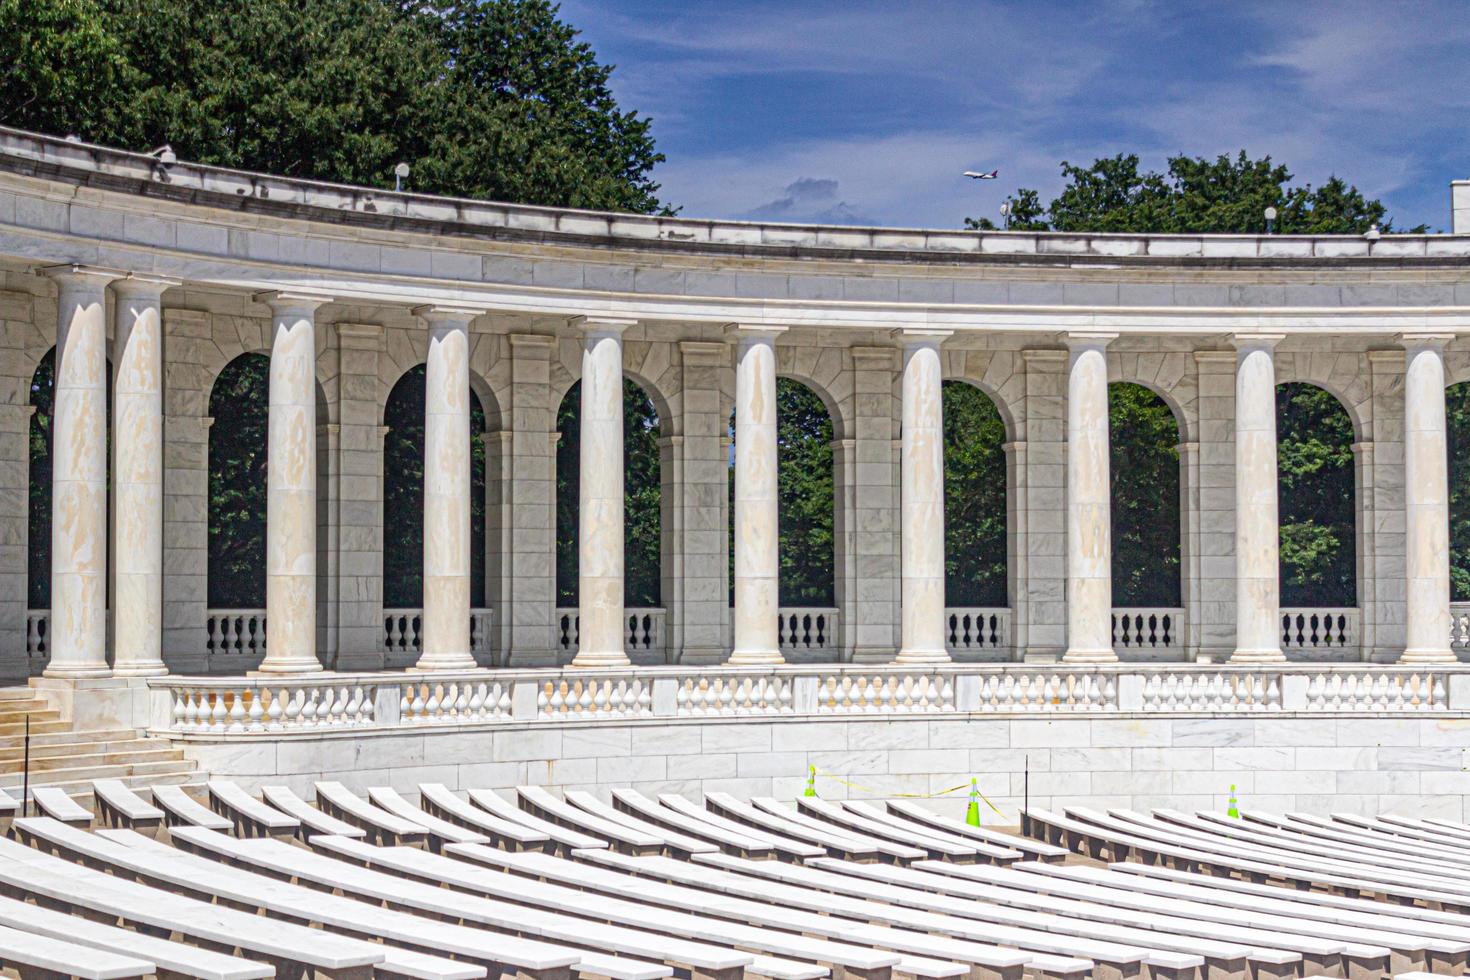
[967,151,1422,234]
[943,381,1007,607]
[0,0,664,212]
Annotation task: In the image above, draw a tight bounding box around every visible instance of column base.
[1398,647,1457,665]
[570,650,632,668]
[1061,647,1118,664]
[109,664,169,678]
[409,655,480,673]
[894,648,951,665]
[1227,647,1287,664]
[253,658,325,675]
[40,665,113,679]
[727,649,784,666]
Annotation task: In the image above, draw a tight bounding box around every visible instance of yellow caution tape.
[810,768,1006,817]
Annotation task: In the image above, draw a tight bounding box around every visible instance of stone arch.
[1276,380,1358,609]
[1274,352,1371,442]
[941,348,1023,444]
[380,364,490,611]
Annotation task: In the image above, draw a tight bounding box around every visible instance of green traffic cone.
[965,777,981,827]
[803,765,817,799]
[1227,784,1240,819]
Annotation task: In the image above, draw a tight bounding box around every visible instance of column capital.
[1193,350,1237,365]
[1397,332,1456,350]
[38,263,125,287]
[1063,331,1117,350]
[253,289,333,313]
[678,340,728,365]
[724,322,787,342]
[412,302,486,324]
[508,332,555,351]
[112,273,181,298]
[890,327,953,347]
[336,321,382,350]
[571,315,635,336]
[1229,332,1286,351]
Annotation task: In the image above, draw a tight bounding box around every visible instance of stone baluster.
[728,324,786,665]
[572,316,634,667]
[111,275,178,676]
[256,291,331,674]
[41,265,119,678]
[896,328,951,663]
[1231,334,1286,663]
[413,305,482,671]
[1063,332,1117,663]
[1399,333,1455,664]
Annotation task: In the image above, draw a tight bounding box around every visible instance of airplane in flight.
[962,169,999,179]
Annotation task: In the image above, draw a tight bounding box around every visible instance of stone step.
[0,736,160,763]
[0,699,55,714]
[0,757,196,791]
[0,746,183,775]
[0,710,61,726]
[0,720,71,737]
[0,728,136,749]
[0,687,39,702]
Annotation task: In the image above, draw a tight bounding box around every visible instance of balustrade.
[383,609,492,655]
[1280,607,1358,652]
[1112,608,1184,651]
[24,610,48,661]
[1451,602,1470,652]
[944,608,1009,654]
[205,609,266,658]
[555,608,665,653]
[777,608,838,652]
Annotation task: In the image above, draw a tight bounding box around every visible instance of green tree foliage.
[27,351,55,609]
[967,152,1420,234]
[556,379,661,606]
[382,364,487,609]
[0,0,664,211]
[1448,383,1470,601]
[1276,383,1356,605]
[207,354,269,608]
[727,379,837,608]
[1109,383,1180,606]
[942,381,1006,606]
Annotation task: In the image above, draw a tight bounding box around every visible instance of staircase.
[0,687,199,802]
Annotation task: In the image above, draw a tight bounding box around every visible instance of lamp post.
[1264,206,1277,234]
[1000,201,1012,231]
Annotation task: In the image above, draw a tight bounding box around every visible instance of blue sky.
[557,0,1469,231]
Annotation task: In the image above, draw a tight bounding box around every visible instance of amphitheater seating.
[31,785,93,827]
[0,782,1466,980]
[887,799,1069,861]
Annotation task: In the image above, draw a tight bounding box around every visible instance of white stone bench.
[754,797,926,863]
[61,821,605,980]
[208,780,300,839]
[658,792,823,860]
[313,834,833,980]
[447,842,994,980]
[705,792,879,861]
[152,783,233,833]
[844,801,1027,864]
[910,854,1422,978]
[630,847,1157,980]
[464,787,607,851]
[1337,813,1470,852]
[315,780,429,847]
[0,833,390,977]
[517,786,664,855]
[260,783,366,840]
[368,786,489,849]
[1050,862,1470,976]
[0,920,155,979]
[417,783,551,851]
[611,788,775,859]
[91,779,165,834]
[0,891,274,980]
[1250,811,1470,869]
[564,790,718,858]
[796,797,984,862]
[888,800,1069,862]
[31,786,93,828]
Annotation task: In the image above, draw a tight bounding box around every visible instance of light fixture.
[1365,223,1381,240]
[999,201,1012,230]
[1264,206,1278,234]
[394,162,410,192]
[148,144,176,165]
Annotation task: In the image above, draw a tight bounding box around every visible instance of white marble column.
[728,325,785,665]
[256,291,331,674]
[1231,334,1286,663]
[1399,333,1455,664]
[896,329,951,663]
[110,276,178,676]
[414,306,482,671]
[1063,333,1116,664]
[41,265,118,678]
[572,316,633,668]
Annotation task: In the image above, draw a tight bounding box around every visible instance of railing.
[555,608,666,653]
[1451,602,1470,652]
[149,662,1468,736]
[778,608,839,653]
[944,608,1009,654]
[1281,607,1358,653]
[1112,608,1185,651]
[205,609,266,657]
[24,610,48,660]
[383,609,492,655]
